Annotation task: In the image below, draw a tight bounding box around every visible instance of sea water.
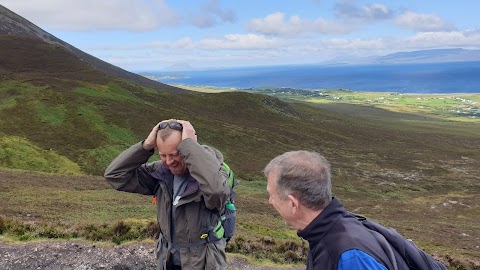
[146,61,480,94]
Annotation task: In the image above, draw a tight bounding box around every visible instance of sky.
[2,0,480,71]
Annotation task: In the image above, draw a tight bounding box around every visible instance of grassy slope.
[0,37,479,268]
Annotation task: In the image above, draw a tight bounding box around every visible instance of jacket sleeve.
[104,141,159,195]
[337,249,388,270]
[178,138,230,211]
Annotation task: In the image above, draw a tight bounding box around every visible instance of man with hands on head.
[105,119,230,270]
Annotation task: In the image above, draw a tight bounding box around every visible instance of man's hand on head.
[177,120,197,141]
[143,122,161,151]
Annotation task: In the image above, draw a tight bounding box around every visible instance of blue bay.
[151,61,480,94]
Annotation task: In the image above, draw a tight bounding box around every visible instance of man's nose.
[165,155,174,165]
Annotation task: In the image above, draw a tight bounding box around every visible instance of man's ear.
[287,194,300,214]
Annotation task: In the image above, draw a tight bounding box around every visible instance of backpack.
[198,162,239,243]
[219,162,239,241]
[352,213,447,270]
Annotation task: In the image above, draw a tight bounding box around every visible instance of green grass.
[74,82,146,104]
[78,105,138,144]
[35,103,66,126]
[0,216,159,244]
[300,91,480,122]
[261,88,479,122]
[0,136,82,175]
[77,145,130,176]
[0,97,16,110]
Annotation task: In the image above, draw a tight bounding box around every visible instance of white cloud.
[246,13,304,36]
[145,37,196,50]
[246,12,353,36]
[202,0,236,23]
[311,30,480,55]
[197,34,285,50]
[405,30,480,49]
[189,14,217,28]
[394,11,456,32]
[128,34,284,53]
[320,38,388,51]
[1,0,180,31]
[187,0,237,28]
[90,28,480,69]
[311,18,356,35]
[335,2,393,21]
[92,29,480,70]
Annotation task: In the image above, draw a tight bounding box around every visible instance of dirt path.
[0,240,304,270]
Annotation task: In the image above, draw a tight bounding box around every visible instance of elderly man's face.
[266,171,295,227]
[157,131,188,175]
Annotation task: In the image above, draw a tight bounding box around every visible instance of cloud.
[246,12,353,36]
[197,34,285,50]
[335,2,393,21]
[394,11,456,32]
[320,37,388,51]
[334,2,455,33]
[203,0,236,23]
[246,13,304,36]
[91,29,480,70]
[145,37,196,50]
[311,30,480,55]
[405,30,480,48]
[247,3,448,37]
[190,14,218,28]
[2,0,180,31]
[139,34,284,52]
[188,0,237,28]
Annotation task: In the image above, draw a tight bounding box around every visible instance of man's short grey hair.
[264,150,332,210]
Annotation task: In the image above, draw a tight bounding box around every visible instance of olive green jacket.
[104,139,230,270]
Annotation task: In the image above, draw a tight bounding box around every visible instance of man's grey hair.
[264,150,332,210]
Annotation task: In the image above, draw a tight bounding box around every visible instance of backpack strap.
[352,213,447,270]
[222,162,235,189]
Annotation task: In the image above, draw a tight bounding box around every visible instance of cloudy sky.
[2,0,480,71]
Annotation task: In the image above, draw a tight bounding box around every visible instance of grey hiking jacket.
[104,139,230,270]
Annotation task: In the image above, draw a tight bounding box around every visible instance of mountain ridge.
[376,48,480,64]
[326,48,480,66]
[0,4,188,93]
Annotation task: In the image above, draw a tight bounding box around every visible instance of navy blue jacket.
[297,198,398,270]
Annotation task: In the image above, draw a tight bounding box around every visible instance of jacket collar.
[297,197,346,243]
[151,163,173,180]
[151,164,200,198]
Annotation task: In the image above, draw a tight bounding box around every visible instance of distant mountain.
[376,48,480,64]
[0,4,187,93]
[324,48,480,65]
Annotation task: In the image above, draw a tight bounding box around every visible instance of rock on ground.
[0,241,304,270]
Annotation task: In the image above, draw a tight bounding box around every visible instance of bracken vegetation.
[1,35,479,269]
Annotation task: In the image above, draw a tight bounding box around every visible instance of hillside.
[0,3,479,269]
[0,5,187,94]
